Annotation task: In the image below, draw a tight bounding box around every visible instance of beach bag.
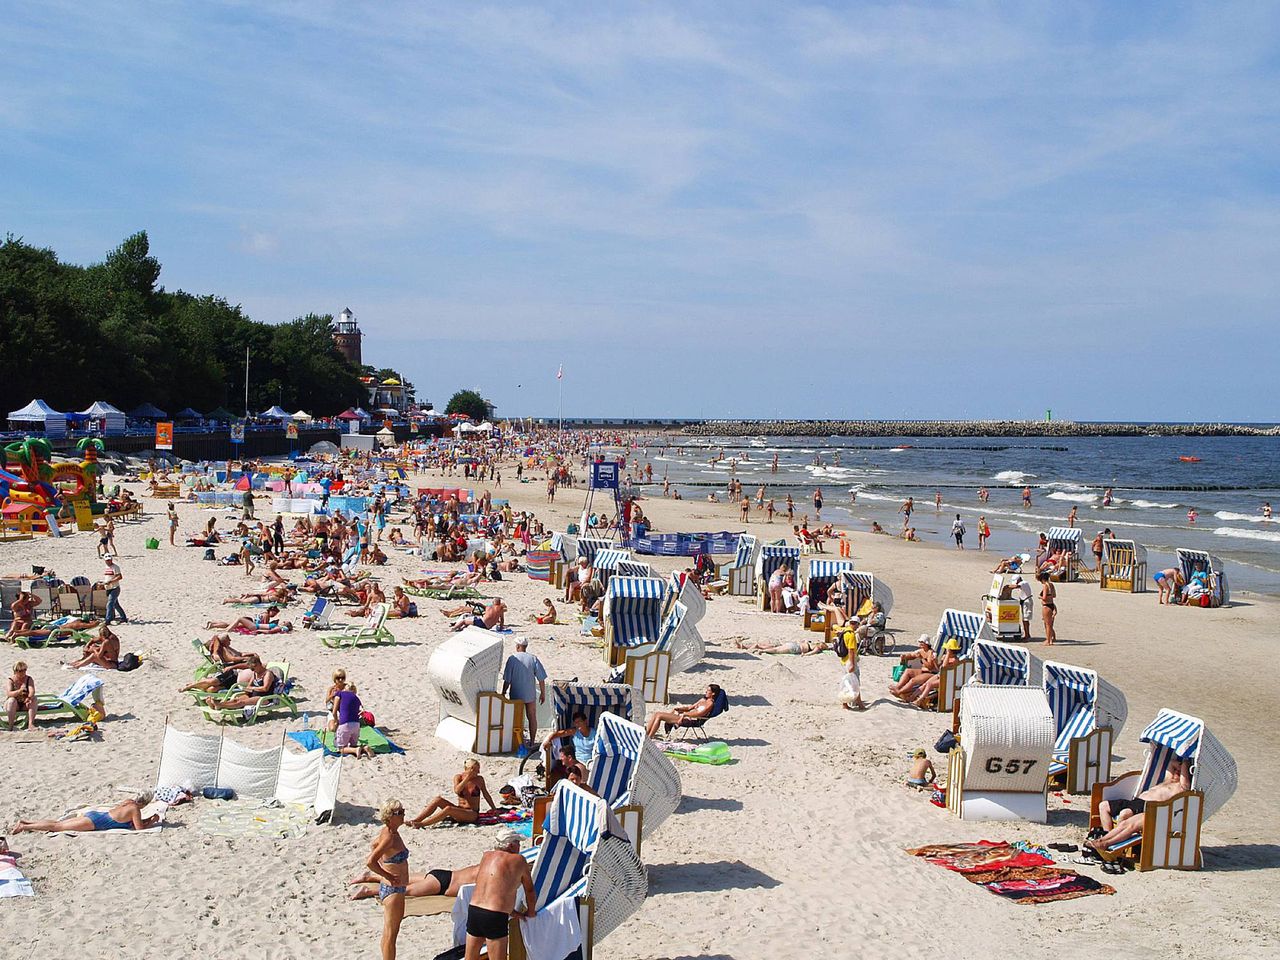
[145,538,159,550]
[117,652,141,672]
[360,710,376,727]
[934,730,958,754]
[203,548,216,561]
[891,664,907,682]
[839,671,861,704]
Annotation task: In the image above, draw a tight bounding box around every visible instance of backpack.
[832,630,849,659]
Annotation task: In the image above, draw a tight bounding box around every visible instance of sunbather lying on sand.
[14,792,158,833]
[205,606,293,633]
[222,585,292,605]
[349,862,481,900]
[732,637,829,655]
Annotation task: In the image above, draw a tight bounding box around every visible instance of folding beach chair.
[302,596,332,629]
[199,663,300,725]
[673,688,729,742]
[320,603,394,648]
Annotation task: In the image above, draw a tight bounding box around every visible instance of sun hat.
[943,638,961,651]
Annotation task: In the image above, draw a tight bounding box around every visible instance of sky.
[3,2,1278,421]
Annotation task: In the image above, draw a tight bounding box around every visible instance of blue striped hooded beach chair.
[616,558,656,580]
[971,639,1034,687]
[592,549,632,589]
[1091,708,1236,870]
[588,712,681,849]
[574,536,614,566]
[609,599,704,702]
[603,576,669,666]
[1044,527,1083,580]
[931,609,995,712]
[512,781,647,951]
[710,533,758,596]
[801,559,855,630]
[1042,661,1127,794]
[667,572,706,627]
[1175,548,1230,607]
[755,543,801,610]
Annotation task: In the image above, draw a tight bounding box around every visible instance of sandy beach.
[2,455,1278,960]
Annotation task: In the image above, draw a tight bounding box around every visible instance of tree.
[445,389,488,421]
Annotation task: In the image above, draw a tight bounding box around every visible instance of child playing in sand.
[906,750,937,789]
[531,598,557,624]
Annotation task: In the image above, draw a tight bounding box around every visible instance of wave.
[1214,511,1270,523]
[849,491,898,503]
[1122,499,1180,509]
[993,470,1035,483]
[1212,526,1280,543]
[1046,492,1097,503]
[1043,482,1092,492]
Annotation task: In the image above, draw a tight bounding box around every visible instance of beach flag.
[556,364,563,380]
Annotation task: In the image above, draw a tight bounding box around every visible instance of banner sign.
[155,421,174,450]
[230,423,245,444]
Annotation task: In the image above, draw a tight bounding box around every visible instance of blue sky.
[3,2,1278,420]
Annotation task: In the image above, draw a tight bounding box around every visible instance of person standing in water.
[1022,486,1032,508]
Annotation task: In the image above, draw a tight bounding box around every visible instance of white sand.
[1,461,1277,959]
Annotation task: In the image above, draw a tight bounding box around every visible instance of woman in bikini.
[349,862,480,901]
[366,799,409,960]
[732,637,829,656]
[69,625,120,670]
[5,661,36,728]
[1038,571,1057,645]
[407,760,496,828]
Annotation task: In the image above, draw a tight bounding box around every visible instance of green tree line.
[0,232,365,416]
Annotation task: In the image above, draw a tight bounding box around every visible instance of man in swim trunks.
[466,831,535,960]
[1085,758,1192,857]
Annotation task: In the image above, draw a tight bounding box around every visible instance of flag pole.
[557,363,563,439]
[244,346,250,419]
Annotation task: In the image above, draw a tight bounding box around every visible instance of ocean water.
[644,434,1280,597]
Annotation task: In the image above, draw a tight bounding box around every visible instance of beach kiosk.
[427,627,522,754]
[756,542,801,611]
[1175,548,1230,607]
[1100,538,1148,593]
[1091,708,1236,870]
[946,685,1054,823]
[982,572,1031,639]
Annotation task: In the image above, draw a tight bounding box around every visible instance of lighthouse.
[333,307,363,367]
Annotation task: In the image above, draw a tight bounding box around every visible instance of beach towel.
[195,799,312,840]
[520,895,582,960]
[906,843,1114,903]
[0,855,34,898]
[286,727,405,757]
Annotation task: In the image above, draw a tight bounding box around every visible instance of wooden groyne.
[680,420,1279,438]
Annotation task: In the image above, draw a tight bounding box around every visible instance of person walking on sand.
[102,555,129,625]
[786,494,794,523]
[501,638,546,744]
[167,503,179,546]
[951,514,966,549]
[977,516,990,551]
[900,496,914,529]
[740,496,750,522]
[1038,572,1057,645]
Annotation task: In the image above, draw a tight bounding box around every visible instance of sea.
[641,434,1280,598]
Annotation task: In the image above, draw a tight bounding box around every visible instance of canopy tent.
[336,408,361,421]
[308,440,340,457]
[290,409,312,421]
[77,400,126,436]
[205,406,237,422]
[128,402,168,420]
[8,399,67,437]
[174,407,204,421]
[352,407,371,419]
[259,405,290,420]
[474,421,495,432]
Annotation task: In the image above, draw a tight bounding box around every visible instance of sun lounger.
[320,603,394,648]
[198,663,299,725]
[2,676,104,729]
[672,687,729,742]
[1090,708,1236,870]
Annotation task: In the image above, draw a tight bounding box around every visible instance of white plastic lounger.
[1043,660,1127,795]
[427,628,522,754]
[1091,708,1236,870]
[320,602,393,648]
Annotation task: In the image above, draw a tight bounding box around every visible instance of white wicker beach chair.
[587,712,681,852]
[946,685,1055,822]
[1042,660,1128,795]
[426,627,522,753]
[1091,708,1236,870]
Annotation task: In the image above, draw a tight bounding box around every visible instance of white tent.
[260,405,290,420]
[8,398,67,438]
[78,400,127,436]
[290,409,312,421]
[474,421,495,432]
